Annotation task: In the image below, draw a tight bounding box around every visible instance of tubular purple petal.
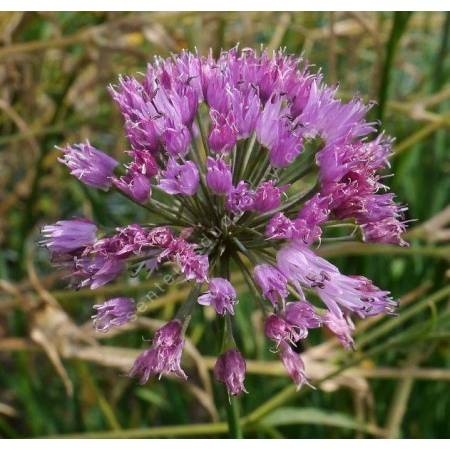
[279,341,310,389]
[58,142,118,190]
[159,158,200,196]
[206,157,233,195]
[41,219,97,257]
[253,263,288,306]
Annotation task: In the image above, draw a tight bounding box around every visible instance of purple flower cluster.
[318,136,408,246]
[277,243,397,320]
[46,224,208,290]
[266,193,330,244]
[43,47,407,395]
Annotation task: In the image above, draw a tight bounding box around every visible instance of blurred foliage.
[0,11,449,438]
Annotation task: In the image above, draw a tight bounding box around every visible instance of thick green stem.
[217,256,244,438]
[175,284,202,320]
[226,395,243,438]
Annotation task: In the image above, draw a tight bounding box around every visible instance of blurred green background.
[0,11,449,438]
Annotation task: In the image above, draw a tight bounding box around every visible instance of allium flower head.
[45,46,407,391]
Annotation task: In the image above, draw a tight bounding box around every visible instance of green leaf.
[259,407,373,433]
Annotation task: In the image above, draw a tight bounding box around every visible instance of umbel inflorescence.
[41,47,407,396]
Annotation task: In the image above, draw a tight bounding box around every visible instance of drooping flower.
[214,349,247,396]
[58,142,118,190]
[278,341,310,390]
[323,312,355,349]
[198,277,237,315]
[128,347,160,384]
[41,219,97,257]
[47,46,407,394]
[153,320,184,347]
[130,319,187,383]
[317,136,408,247]
[92,297,136,332]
